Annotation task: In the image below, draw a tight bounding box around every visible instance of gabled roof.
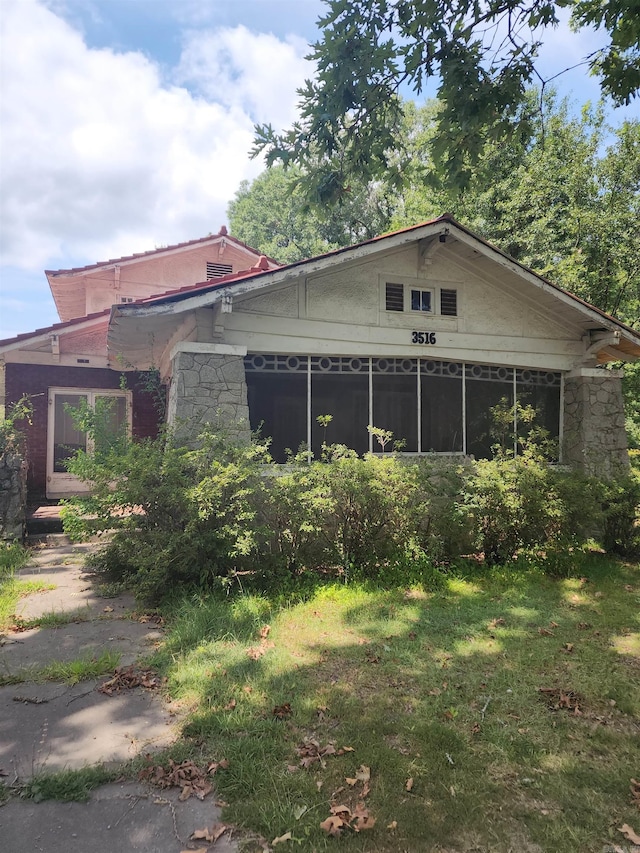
[109,214,640,368]
[45,227,279,277]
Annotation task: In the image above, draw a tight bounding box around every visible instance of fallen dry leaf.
[139,758,214,800]
[405,777,414,792]
[296,738,341,769]
[538,627,554,636]
[260,625,271,639]
[538,687,582,715]
[99,665,165,695]
[224,699,237,711]
[387,820,398,830]
[273,703,292,719]
[272,831,293,845]
[352,802,376,831]
[619,824,640,845]
[320,814,348,837]
[631,778,640,809]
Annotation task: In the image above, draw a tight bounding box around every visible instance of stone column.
[0,447,28,541]
[167,343,250,447]
[563,367,629,478]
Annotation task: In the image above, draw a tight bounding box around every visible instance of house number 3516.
[411,331,437,345]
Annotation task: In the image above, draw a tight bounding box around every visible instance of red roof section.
[45,227,279,276]
[0,309,110,349]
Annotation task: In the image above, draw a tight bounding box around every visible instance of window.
[440,288,458,316]
[385,282,457,316]
[206,262,233,280]
[245,355,561,462]
[118,296,135,304]
[411,289,432,313]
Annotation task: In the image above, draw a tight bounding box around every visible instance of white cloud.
[0,0,311,274]
[176,25,311,127]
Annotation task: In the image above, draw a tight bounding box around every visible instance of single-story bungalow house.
[107,214,640,478]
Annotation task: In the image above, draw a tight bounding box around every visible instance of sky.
[1,0,638,340]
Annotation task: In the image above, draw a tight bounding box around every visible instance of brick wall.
[5,364,165,501]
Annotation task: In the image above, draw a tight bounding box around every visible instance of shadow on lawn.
[155,554,640,852]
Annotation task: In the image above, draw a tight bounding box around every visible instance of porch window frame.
[244,356,562,463]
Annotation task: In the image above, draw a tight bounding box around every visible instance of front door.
[46,388,130,498]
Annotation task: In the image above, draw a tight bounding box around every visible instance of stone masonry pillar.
[167,343,251,447]
[563,368,629,478]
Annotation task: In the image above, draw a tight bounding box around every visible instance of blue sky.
[1,0,638,339]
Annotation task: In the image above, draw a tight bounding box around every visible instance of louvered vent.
[440,288,458,316]
[385,282,404,312]
[206,262,233,280]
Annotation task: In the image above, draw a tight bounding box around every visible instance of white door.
[46,388,130,498]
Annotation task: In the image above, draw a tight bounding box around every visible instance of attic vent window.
[385,282,404,312]
[118,296,135,304]
[207,262,233,280]
[440,288,458,316]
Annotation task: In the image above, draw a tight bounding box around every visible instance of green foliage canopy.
[253,0,640,194]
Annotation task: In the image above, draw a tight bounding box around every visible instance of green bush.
[599,472,640,556]
[64,427,272,603]
[62,412,636,601]
[460,447,600,565]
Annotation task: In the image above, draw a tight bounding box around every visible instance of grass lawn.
[0,542,52,631]
[148,552,640,853]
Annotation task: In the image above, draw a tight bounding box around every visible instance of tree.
[253,0,640,196]
[242,93,640,435]
[228,164,396,264]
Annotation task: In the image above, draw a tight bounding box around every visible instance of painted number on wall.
[411,331,437,345]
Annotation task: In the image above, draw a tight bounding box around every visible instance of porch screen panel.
[245,356,307,463]
[465,365,514,459]
[516,369,561,457]
[312,372,369,457]
[421,361,463,452]
[372,358,418,452]
[53,393,88,472]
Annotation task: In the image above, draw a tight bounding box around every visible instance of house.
[106,215,640,478]
[0,228,279,502]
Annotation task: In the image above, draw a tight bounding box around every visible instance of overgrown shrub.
[460,447,600,565]
[64,427,271,603]
[599,471,640,556]
[62,414,637,602]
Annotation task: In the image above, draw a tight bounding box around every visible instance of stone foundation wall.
[0,447,28,541]
[167,346,251,447]
[563,369,629,478]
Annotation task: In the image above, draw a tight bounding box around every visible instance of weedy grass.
[20,765,117,802]
[150,552,640,853]
[12,610,91,630]
[0,650,121,686]
[0,542,54,631]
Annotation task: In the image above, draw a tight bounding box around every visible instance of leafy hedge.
[61,428,640,603]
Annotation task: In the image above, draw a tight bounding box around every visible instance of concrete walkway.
[0,536,236,852]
